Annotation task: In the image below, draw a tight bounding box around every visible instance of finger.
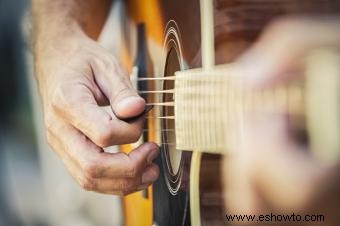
[53,83,145,147]
[97,142,160,178]
[88,163,159,195]
[90,55,146,119]
[46,114,106,189]
[236,17,340,87]
[47,114,159,193]
[45,114,107,192]
[50,119,159,180]
[223,153,263,215]
[243,114,327,212]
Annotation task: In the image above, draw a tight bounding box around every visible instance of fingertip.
[141,164,160,184]
[114,96,146,119]
[137,141,160,150]
[136,142,160,163]
[150,164,160,179]
[147,147,160,164]
[235,50,272,88]
[146,142,160,151]
[128,142,160,165]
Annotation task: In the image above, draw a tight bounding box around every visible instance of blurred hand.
[224,17,340,224]
[35,32,159,195]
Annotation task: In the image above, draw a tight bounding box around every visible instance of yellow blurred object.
[127,0,164,45]
[122,2,164,225]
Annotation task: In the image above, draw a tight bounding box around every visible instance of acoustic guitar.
[116,0,340,226]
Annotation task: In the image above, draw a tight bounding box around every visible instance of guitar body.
[118,1,340,226]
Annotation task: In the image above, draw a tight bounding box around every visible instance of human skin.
[32,0,160,195]
[224,17,340,225]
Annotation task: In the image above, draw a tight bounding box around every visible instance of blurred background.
[0,0,123,225]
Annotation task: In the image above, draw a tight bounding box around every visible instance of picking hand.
[35,32,159,195]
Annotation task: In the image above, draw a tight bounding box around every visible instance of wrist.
[33,21,90,98]
[34,20,86,55]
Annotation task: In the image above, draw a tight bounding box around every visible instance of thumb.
[91,57,146,119]
[112,88,146,120]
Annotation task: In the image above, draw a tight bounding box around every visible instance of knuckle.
[91,57,109,72]
[80,177,95,191]
[93,127,113,147]
[83,161,99,179]
[51,84,70,112]
[104,60,115,71]
[121,127,142,144]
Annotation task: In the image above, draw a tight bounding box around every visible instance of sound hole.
[162,47,182,176]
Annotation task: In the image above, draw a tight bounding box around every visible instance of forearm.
[32,0,112,49]
[32,0,113,102]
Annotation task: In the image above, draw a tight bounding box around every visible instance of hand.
[35,32,159,195]
[224,16,340,224]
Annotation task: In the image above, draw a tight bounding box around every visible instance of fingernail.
[115,96,145,119]
[117,96,144,110]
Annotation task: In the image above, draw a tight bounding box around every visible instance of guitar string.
[139,87,304,114]
[137,78,177,147]
[138,89,175,94]
[142,129,175,132]
[137,76,175,81]
[146,102,174,106]
[133,143,176,146]
[146,116,175,119]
